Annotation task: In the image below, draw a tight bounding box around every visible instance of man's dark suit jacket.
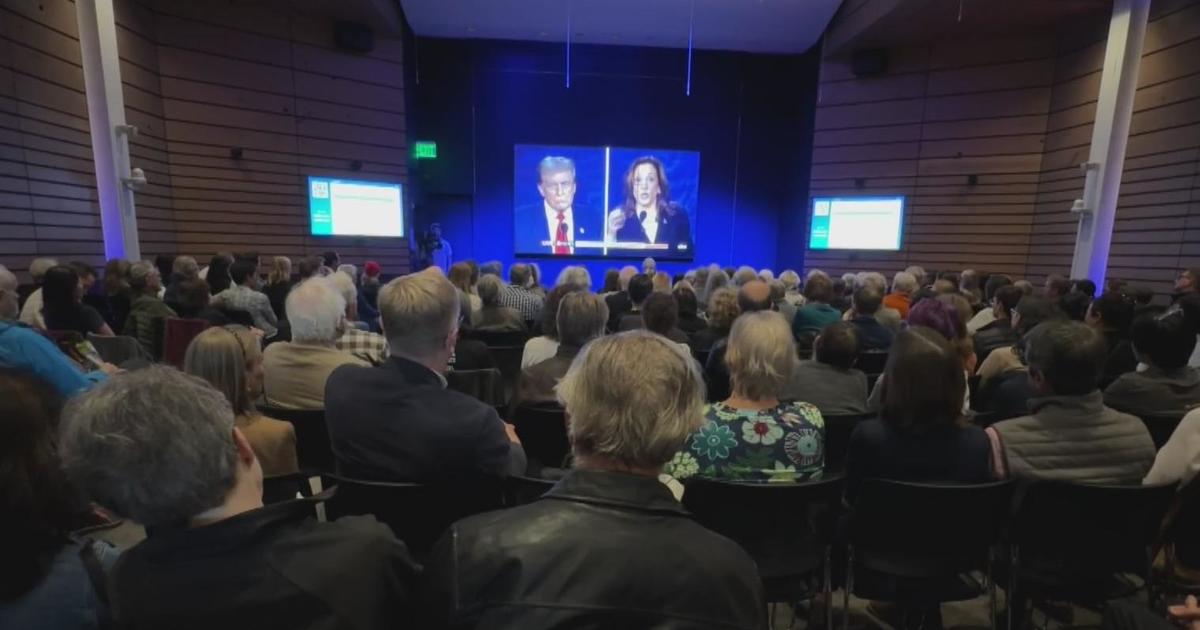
[325,356,525,482]
[513,204,602,255]
[605,291,632,333]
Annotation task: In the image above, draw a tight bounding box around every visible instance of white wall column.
[76,0,140,261]
[1070,0,1150,286]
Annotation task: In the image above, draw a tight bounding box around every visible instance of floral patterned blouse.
[666,401,826,483]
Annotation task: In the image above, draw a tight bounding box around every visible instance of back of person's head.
[229,258,258,286]
[556,266,593,291]
[59,366,242,529]
[103,259,131,296]
[628,273,654,305]
[285,278,345,344]
[855,272,887,293]
[263,256,289,285]
[984,274,1012,302]
[936,292,973,328]
[509,263,532,287]
[704,268,730,297]
[541,284,581,339]
[477,274,503,306]
[128,260,159,295]
[891,271,918,295]
[960,269,979,292]
[68,261,95,286]
[932,279,956,294]
[815,321,860,370]
[172,256,200,280]
[480,261,503,277]
[642,257,657,275]
[529,263,543,287]
[177,278,211,315]
[1072,278,1097,299]
[908,297,966,342]
[29,257,59,284]
[674,285,698,318]
[1013,279,1034,296]
[1013,295,1064,336]
[853,285,883,316]
[322,251,340,268]
[726,311,796,400]
[652,271,671,294]
[758,269,775,282]
[779,270,801,291]
[1131,310,1197,370]
[804,273,833,303]
[732,266,757,287]
[296,256,321,279]
[904,265,927,286]
[448,262,473,294]
[1023,321,1107,396]
[209,254,233,274]
[880,327,965,432]
[336,264,358,282]
[707,287,740,331]
[184,325,261,416]
[1045,274,1071,298]
[1,369,85,599]
[1087,291,1135,336]
[832,278,848,300]
[737,280,772,313]
[378,270,460,358]
[154,255,175,281]
[557,292,608,348]
[618,265,638,291]
[601,269,620,293]
[938,271,961,287]
[1058,291,1091,322]
[324,272,357,314]
[41,265,80,312]
[768,280,786,303]
[363,260,382,281]
[558,330,704,469]
[641,292,679,336]
[993,285,1023,318]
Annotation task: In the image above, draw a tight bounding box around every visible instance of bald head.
[738,280,773,313]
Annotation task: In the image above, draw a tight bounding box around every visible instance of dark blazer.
[423,469,765,630]
[513,204,602,255]
[844,418,992,503]
[611,203,693,255]
[325,356,525,482]
[849,315,894,351]
[110,499,420,630]
[604,291,632,332]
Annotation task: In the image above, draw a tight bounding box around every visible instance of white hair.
[29,257,58,281]
[806,269,827,282]
[732,266,758,287]
[286,278,345,344]
[841,272,856,286]
[325,271,358,311]
[855,271,887,292]
[892,271,918,294]
[336,264,358,281]
[779,270,801,290]
[555,265,593,291]
[758,269,775,282]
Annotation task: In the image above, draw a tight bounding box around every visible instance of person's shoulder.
[288,512,418,570]
[780,400,823,421]
[327,357,376,383]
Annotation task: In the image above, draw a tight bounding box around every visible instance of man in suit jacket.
[514,156,602,256]
[325,270,526,482]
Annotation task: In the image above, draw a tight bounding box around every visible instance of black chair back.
[1163,477,1200,575]
[1010,481,1176,589]
[856,350,888,375]
[684,476,845,603]
[446,368,506,407]
[262,472,314,504]
[258,406,333,474]
[504,475,556,507]
[1138,412,1186,450]
[462,329,528,401]
[796,331,817,360]
[220,307,255,327]
[511,404,570,470]
[822,412,876,473]
[323,474,504,559]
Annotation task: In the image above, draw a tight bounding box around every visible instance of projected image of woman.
[607,156,692,252]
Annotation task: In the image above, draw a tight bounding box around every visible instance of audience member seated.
[779,269,805,308]
[261,256,293,322]
[705,280,773,402]
[328,271,388,365]
[262,279,368,409]
[642,292,691,348]
[473,275,527,333]
[973,284,1022,366]
[701,267,731,313]
[652,271,672,293]
[361,261,383,310]
[42,265,113,337]
[987,321,1155,483]
[976,295,1062,386]
[967,274,1012,333]
[1059,291,1091,322]
[511,292,607,410]
[211,259,278,338]
[1087,291,1138,388]
[1145,406,1200,486]
[792,272,841,338]
[520,285,578,368]
[17,257,57,329]
[1044,274,1071,302]
[123,261,177,354]
[0,266,114,396]
[497,263,544,322]
[1104,309,1200,417]
[184,326,298,476]
[604,265,638,329]
[97,259,132,334]
[599,268,621,296]
[424,330,765,628]
[781,321,869,415]
[162,255,198,308]
[0,370,118,628]
[325,270,525,481]
[845,327,992,503]
[847,285,894,351]
[205,253,234,295]
[57,366,420,629]
[769,280,797,324]
[449,262,482,327]
[669,311,824,482]
[616,273,655,331]
[174,278,232,326]
[884,272,916,321]
[674,284,707,335]
[691,287,739,355]
[1175,268,1200,302]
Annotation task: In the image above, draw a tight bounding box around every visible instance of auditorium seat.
[87,333,150,365]
[446,368,505,407]
[262,472,314,505]
[511,403,570,473]
[821,412,876,473]
[161,318,210,367]
[1159,477,1200,596]
[461,329,529,402]
[258,406,333,474]
[856,351,888,376]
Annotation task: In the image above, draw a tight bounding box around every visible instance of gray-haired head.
[172,256,199,279]
[892,271,918,294]
[557,291,608,348]
[29,257,59,283]
[128,260,159,295]
[58,366,240,528]
[478,274,503,306]
[336,264,358,282]
[378,269,460,359]
[480,261,503,277]
[556,265,593,291]
[732,266,758,287]
[779,270,801,291]
[758,269,776,282]
[705,268,730,297]
[642,257,657,275]
[325,271,358,316]
[537,155,576,180]
[557,330,705,470]
[855,271,887,293]
[286,278,345,344]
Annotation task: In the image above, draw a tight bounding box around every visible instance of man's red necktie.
[554,212,569,255]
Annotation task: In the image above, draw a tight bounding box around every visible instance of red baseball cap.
[364,261,382,277]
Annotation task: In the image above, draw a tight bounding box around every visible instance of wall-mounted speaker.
[851,49,889,77]
[334,21,374,54]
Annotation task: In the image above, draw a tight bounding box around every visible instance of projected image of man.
[607,156,692,253]
[515,157,599,255]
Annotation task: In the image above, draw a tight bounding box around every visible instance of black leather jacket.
[423,469,766,629]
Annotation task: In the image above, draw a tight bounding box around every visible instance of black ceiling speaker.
[851,49,889,77]
[334,21,374,54]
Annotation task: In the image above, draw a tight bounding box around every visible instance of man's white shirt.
[544,202,574,253]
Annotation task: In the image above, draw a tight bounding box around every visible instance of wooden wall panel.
[0,1,105,282]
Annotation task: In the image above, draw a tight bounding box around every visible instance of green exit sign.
[414,141,438,159]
